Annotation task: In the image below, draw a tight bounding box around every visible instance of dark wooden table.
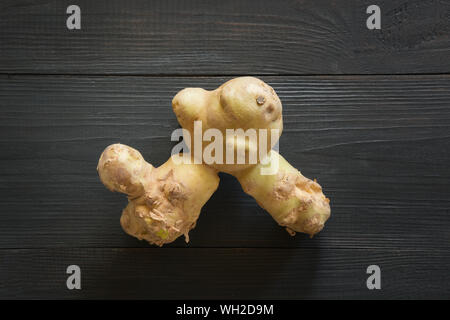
[1,0,449,299]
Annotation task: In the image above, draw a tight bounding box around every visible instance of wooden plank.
[1,0,450,75]
[0,75,449,249]
[1,247,449,299]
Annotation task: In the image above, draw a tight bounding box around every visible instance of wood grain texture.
[1,247,449,299]
[1,75,449,251]
[1,0,449,300]
[1,0,450,75]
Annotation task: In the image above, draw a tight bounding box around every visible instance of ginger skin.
[173,76,282,173]
[234,151,330,236]
[98,77,330,245]
[98,144,219,246]
[172,77,330,237]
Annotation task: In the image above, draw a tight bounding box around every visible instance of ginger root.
[234,151,330,236]
[172,76,330,236]
[98,144,219,246]
[98,77,330,246]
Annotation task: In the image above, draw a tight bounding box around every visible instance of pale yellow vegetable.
[234,151,330,236]
[173,77,330,237]
[98,144,219,246]
[98,77,330,246]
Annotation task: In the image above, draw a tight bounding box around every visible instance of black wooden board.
[0,0,450,75]
[1,75,449,253]
[2,248,449,299]
[1,0,450,300]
